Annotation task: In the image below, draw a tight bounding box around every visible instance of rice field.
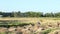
[0,17,60,23]
[0,17,60,34]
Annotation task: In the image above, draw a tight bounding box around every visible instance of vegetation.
[0,20,33,28]
[0,11,60,17]
[0,18,60,34]
[0,11,60,34]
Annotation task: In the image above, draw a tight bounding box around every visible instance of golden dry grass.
[0,17,60,23]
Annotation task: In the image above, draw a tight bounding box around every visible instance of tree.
[55,12,60,17]
[24,11,43,17]
[16,11,21,17]
[44,13,54,17]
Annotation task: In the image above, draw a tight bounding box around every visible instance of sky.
[0,0,60,13]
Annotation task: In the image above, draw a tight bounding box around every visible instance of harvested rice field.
[0,17,60,34]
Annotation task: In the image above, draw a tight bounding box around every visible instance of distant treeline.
[0,11,60,17]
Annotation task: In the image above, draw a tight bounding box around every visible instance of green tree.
[24,11,43,17]
[55,12,60,17]
[44,13,54,17]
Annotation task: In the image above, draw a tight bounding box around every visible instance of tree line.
[0,11,60,17]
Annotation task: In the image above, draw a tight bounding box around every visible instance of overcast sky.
[0,0,60,13]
